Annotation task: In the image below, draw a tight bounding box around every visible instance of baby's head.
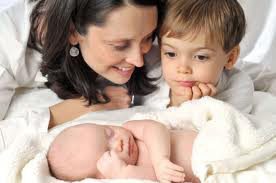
[159,0,246,94]
[47,123,139,181]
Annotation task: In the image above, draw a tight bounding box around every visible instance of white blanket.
[1,96,276,183]
[131,96,276,182]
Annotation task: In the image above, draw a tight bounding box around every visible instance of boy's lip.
[177,80,195,87]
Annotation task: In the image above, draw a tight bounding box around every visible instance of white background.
[1,0,276,69]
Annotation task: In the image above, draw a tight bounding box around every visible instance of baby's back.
[171,129,198,182]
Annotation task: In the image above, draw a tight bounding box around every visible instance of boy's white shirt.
[142,65,254,113]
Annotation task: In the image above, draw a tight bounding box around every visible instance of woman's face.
[74,5,158,84]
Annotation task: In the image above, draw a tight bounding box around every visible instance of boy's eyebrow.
[195,47,216,52]
[161,43,175,49]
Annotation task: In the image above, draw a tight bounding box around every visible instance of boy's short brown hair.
[159,0,246,52]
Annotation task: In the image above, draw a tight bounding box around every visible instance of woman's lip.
[113,66,134,77]
[178,81,195,87]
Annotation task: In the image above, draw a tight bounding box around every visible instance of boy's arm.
[123,120,185,182]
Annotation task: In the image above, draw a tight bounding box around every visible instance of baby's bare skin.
[135,129,199,183]
[48,122,200,182]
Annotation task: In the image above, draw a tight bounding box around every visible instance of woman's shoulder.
[0,0,37,44]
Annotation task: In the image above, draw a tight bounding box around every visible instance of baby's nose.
[113,139,123,152]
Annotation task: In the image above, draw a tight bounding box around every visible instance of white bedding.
[1,93,276,183]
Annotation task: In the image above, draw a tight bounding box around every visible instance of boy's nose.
[177,65,192,74]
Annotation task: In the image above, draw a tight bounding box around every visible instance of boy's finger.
[183,87,193,100]
[198,83,211,96]
[207,84,217,96]
[191,86,202,99]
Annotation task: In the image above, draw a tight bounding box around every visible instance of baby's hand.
[154,158,185,183]
[97,150,127,178]
[190,83,217,100]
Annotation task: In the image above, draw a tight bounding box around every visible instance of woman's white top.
[0,0,40,120]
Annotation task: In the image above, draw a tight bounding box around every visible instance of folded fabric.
[131,96,276,182]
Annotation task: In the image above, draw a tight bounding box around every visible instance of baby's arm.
[123,120,185,182]
[97,150,156,180]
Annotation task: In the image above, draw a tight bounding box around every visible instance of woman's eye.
[114,44,129,51]
[194,55,209,61]
[164,52,176,58]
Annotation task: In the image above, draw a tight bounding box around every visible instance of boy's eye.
[194,55,209,61]
[164,52,176,58]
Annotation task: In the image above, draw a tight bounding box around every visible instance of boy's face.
[160,33,237,96]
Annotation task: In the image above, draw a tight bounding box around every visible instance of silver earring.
[69,46,79,57]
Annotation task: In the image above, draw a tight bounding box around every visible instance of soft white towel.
[132,96,276,182]
[2,96,276,183]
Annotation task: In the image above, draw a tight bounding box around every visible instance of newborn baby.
[47,120,199,183]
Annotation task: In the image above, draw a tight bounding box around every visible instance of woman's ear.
[224,45,240,70]
[69,24,81,45]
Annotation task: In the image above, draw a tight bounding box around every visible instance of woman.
[0,0,164,128]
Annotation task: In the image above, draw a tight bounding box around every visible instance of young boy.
[144,0,254,113]
[47,121,199,183]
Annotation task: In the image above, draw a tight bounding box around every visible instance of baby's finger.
[191,86,202,99]
[160,179,170,183]
[198,83,211,96]
[166,168,185,179]
[166,173,185,182]
[162,173,184,183]
[206,84,217,96]
[167,162,184,172]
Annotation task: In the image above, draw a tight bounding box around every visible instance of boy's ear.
[224,45,240,70]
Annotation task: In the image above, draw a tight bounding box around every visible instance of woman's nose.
[125,45,147,67]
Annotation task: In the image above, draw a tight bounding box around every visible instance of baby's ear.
[224,45,240,70]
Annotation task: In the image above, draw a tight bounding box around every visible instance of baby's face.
[48,124,139,180]
[160,32,235,96]
[90,124,139,166]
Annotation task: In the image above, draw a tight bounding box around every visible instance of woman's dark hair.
[28,0,165,105]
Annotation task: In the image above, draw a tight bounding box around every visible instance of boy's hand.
[191,83,217,100]
[154,158,185,183]
[97,150,127,178]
